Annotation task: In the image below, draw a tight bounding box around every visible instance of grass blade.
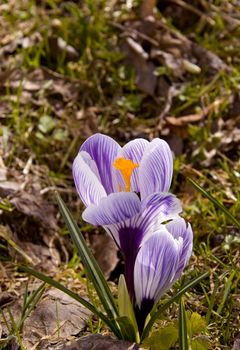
[187,177,240,229]
[206,278,219,325]
[18,282,46,332]
[179,297,189,350]
[216,270,236,315]
[141,271,209,341]
[20,265,121,337]
[56,193,119,320]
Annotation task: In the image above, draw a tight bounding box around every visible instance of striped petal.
[82,192,141,227]
[80,133,121,194]
[134,228,182,309]
[104,192,182,256]
[122,138,149,192]
[72,151,107,206]
[166,217,193,278]
[139,192,182,246]
[139,139,173,200]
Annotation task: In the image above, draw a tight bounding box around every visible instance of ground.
[0,0,239,349]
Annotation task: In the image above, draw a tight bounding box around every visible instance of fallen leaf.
[232,337,240,350]
[191,43,229,74]
[90,233,119,279]
[10,192,58,230]
[56,334,139,350]
[0,181,21,197]
[48,36,79,62]
[152,49,185,78]
[1,288,91,350]
[0,291,16,308]
[120,38,157,95]
[166,99,223,126]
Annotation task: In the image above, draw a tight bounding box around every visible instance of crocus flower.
[73,133,193,331]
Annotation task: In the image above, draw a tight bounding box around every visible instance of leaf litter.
[0,0,239,348]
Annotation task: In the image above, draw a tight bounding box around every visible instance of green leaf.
[142,324,178,350]
[187,177,240,229]
[53,128,68,141]
[118,275,139,341]
[192,336,211,350]
[141,271,209,341]
[116,316,137,342]
[20,265,120,337]
[190,313,206,336]
[38,115,56,134]
[56,194,121,336]
[179,297,189,350]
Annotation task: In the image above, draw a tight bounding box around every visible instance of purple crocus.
[73,133,193,331]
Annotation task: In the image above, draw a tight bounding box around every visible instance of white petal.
[82,192,141,226]
[139,138,173,199]
[134,229,181,308]
[122,138,149,192]
[72,152,107,206]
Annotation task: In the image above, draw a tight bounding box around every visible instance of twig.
[169,0,215,26]
[111,21,159,47]
[140,0,156,18]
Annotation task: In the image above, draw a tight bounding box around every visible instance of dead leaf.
[191,43,229,74]
[56,334,139,350]
[151,49,185,78]
[90,233,119,279]
[1,288,91,350]
[23,289,91,350]
[0,290,16,308]
[232,338,240,350]
[0,225,34,264]
[48,36,79,62]
[121,38,157,95]
[165,133,183,156]
[166,99,223,126]
[0,181,21,197]
[10,192,58,230]
[140,0,156,18]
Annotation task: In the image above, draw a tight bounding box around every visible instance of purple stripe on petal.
[101,193,182,301]
[82,192,141,226]
[139,138,173,199]
[140,193,182,245]
[72,152,107,206]
[102,192,181,280]
[134,229,182,309]
[122,139,149,192]
[166,217,193,278]
[80,133,121,194]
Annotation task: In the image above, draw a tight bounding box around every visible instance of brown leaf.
[191,43,229,74]
[140,0,156,18]
[1,288,91,350]
[10,192,58,230]
[232,338,240,350]
[57,334,139,350]
[121,38,157,95]
[0,181,21,197]
[166,99,223,126]
[48,36,79,62]
[24,289,91,343]
[151,49,185,78]
[90,233,119,279]
[0,291,16,308]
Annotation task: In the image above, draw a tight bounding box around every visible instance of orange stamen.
[113,157,139,192]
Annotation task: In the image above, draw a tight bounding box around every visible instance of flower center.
[113,157,139,192]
